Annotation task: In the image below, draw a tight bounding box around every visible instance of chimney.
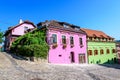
[19,19,23,24]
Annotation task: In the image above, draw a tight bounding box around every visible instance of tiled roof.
[37,20,86,34]
[81,28,113,39]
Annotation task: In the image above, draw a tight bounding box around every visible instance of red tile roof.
[81,28,113,39]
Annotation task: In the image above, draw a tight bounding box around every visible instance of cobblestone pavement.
[0,52,120,80]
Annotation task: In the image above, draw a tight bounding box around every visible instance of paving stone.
[0,52,120,80]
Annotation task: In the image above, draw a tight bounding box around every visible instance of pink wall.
[12,23,35,35]
[5,23,35,51]
[47,28,87,64]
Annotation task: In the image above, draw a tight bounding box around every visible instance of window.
[106,49,110,54]
[75,27,80,31]
[79,38,83,45]
[112,49,116,53]
[94,37,96,41]
[89,37,92,41]
[70,36,74,45]
[63,24,69,28]
[100,49,104,55]
[52,34,57,44]
[62,35,66,44]
[88,50,92,56]
[94,50,98,55]
[24,26,28,31]
[98,38,100,41]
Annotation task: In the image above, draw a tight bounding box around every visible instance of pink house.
[37,20,87,64]
[4,20,36,51]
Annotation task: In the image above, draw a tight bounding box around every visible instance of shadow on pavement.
[5,52,28,61]
[98,58,120,69]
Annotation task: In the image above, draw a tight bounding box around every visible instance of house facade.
[37,20,87,64]
[116,41,120,64]
[4,20,36,51]
[81,28,117,64]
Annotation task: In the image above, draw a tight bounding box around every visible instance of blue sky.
[0,0,120,40]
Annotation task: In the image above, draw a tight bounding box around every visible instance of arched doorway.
[70,52,75,63]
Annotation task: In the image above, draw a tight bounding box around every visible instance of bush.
[10,29,49,59]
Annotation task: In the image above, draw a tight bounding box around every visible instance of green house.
[81,28,117,64]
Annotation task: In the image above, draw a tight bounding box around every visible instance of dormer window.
[75,27,80,31]
[63,24,69,28]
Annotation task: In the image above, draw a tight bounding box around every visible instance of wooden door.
[79,54,85,63]
[70,52,75,63]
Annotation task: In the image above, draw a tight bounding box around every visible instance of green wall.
[88,41,117,64]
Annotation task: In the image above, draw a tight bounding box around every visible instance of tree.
[0,30,3,44]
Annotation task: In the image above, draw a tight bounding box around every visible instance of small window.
[100,49,104,55]
[112,49,116,53]
[88,50,92,56]
[79,38,83,45]
[106,49,110,54]
[75,27,80,31]
[94,37,96,41]
[94,50,98,55]
[24,26,28,31]
[89,37,92,41]
[52,34,57,44]
[70,36,74,45]
[63,24,69,28]
[62,35,66,44]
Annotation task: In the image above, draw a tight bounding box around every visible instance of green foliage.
[0,30,3,44]
[10,29,49,59]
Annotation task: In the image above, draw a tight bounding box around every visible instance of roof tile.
[81,28,113,39]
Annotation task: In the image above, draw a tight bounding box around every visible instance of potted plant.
[52,43,58,49]
[63,44,67,49]
[70,44,74,48]
[80,44,84,48]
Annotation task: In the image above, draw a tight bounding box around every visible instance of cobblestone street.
[0,52,120,80]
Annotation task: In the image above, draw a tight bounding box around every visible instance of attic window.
[63,24,69,28]
[75,27,80,31]
[24,26,28,31]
